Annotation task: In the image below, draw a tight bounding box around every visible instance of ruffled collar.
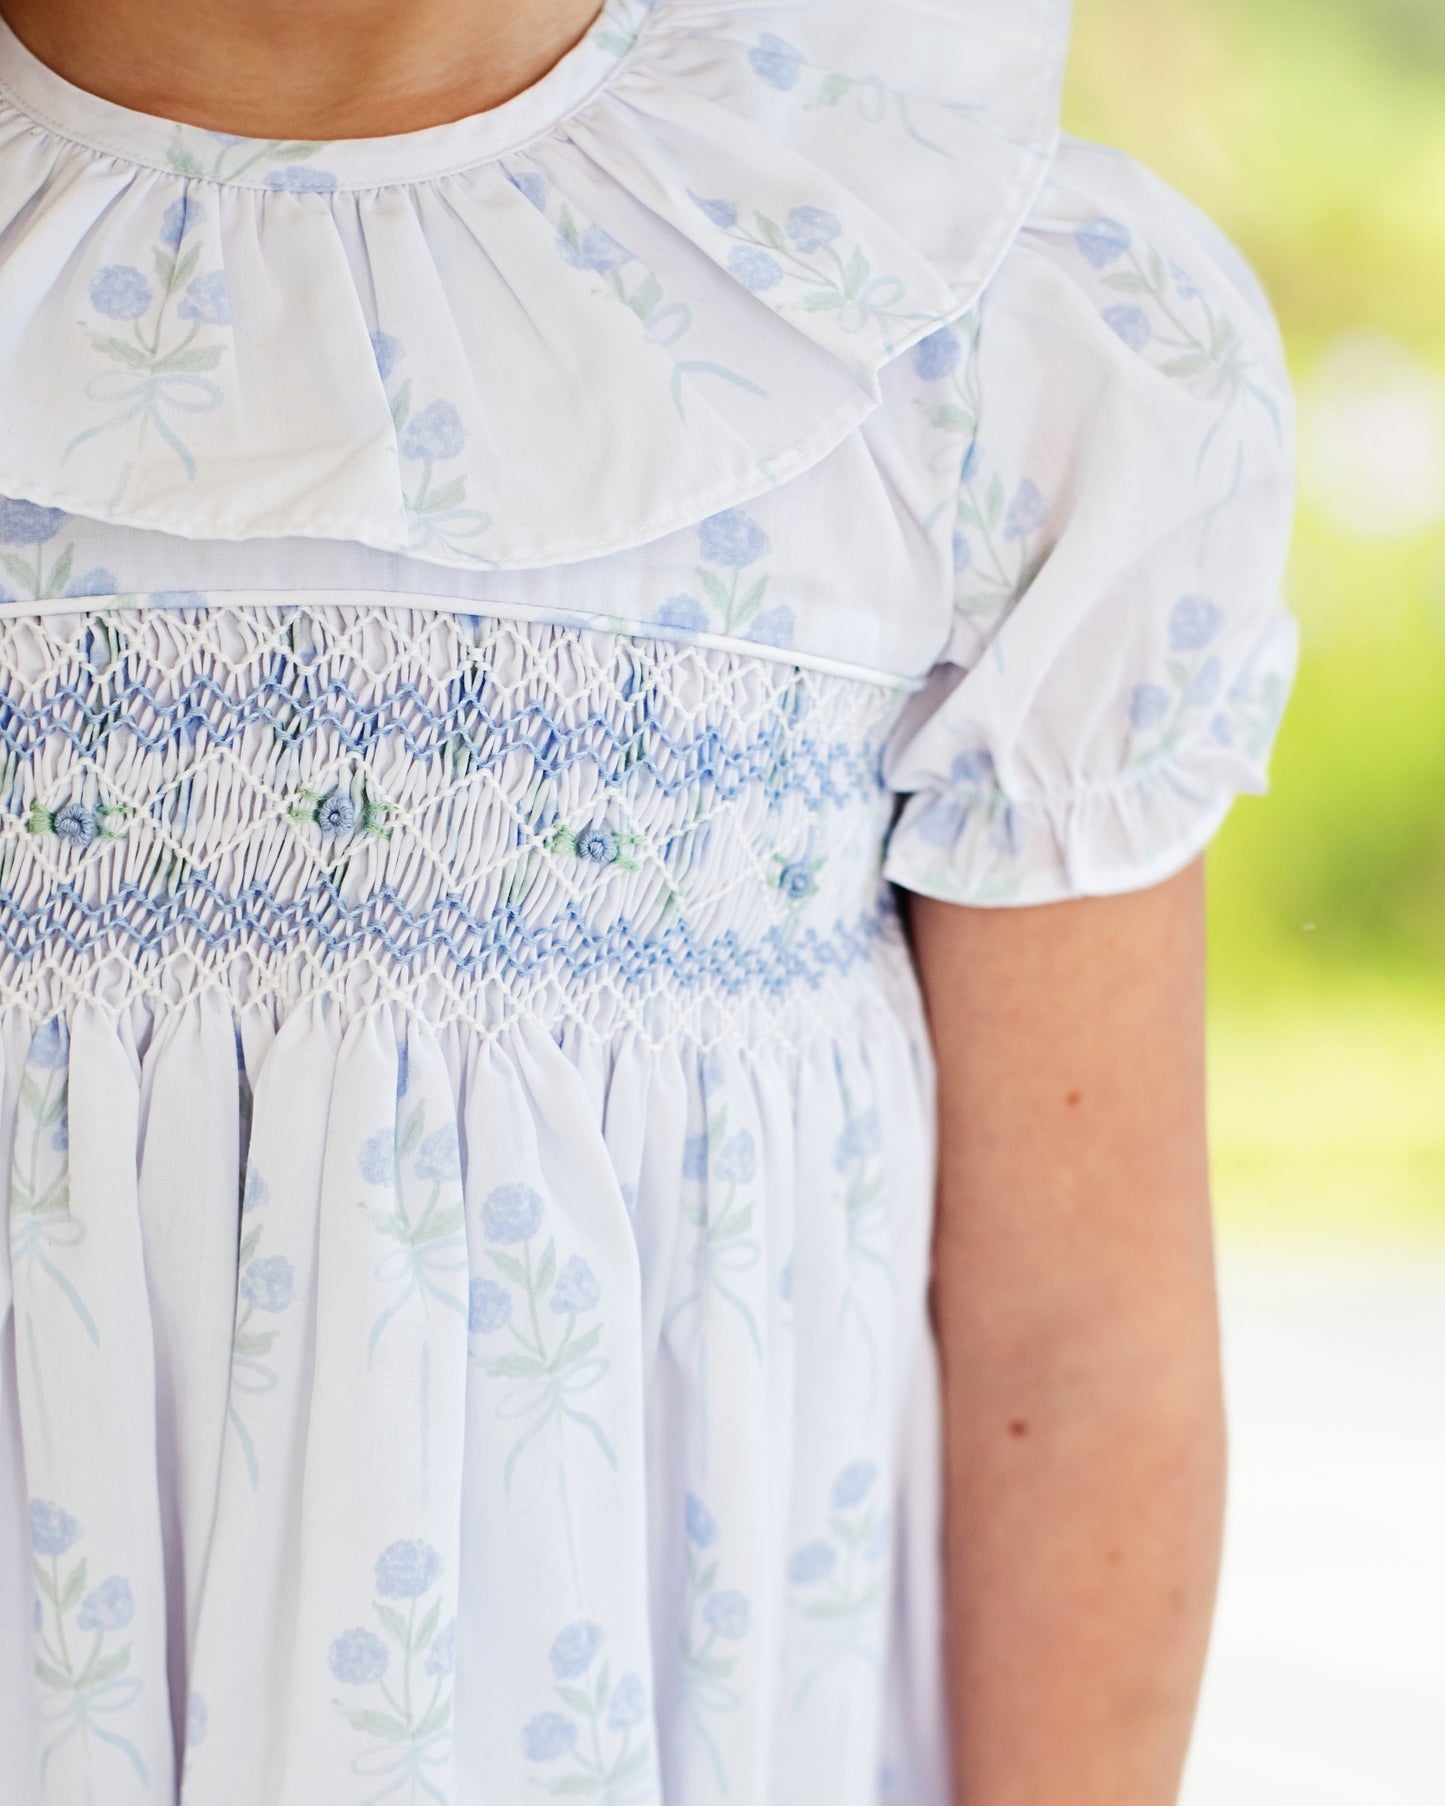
[0,0,1071,569]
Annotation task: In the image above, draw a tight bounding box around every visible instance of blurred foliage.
[1066,0,1445,1231]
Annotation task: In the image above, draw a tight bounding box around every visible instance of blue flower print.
[1104,303,1153,352]
[359,1128,396,1185]
[177,270,231,326]
[1002,478,1047,542]
[833,1109,882,1172]
[506,169,549,211]
[748,32,803,89]
[549,1619,603,1681]
[713,1131,756,1187]
[0,498,68,544]
[414,1124,461,1184]
[787,1540,836,1585]
[788,1462,890,1702]
[1209,711,1234,747]
[1168,593,1225,652]
[90,264,153,321]
[25,1019,68,1076]
[682,1135,709,1181]
[912,324,962,382]
[186,1691,208,1748]
[375,1538,443,1600]
[239,1254,294,1313]
[1186,657,1223,709]
[329,1627,390,1686]
[31,1512,148,1784]
[688,191,738,230]
[64,567,119,598]
[482,1182,544,1244]
[654,593,708,632]
[469,1276,511,1334]
[558,224,632,275]
[1074,217,1132,269]
[370,330,404,382]
[831,1460,878,1511]
[372,336,491,559]
[160,196,201,251]
[476,1181,616,1494]
[424,1618,456,1680]
[331,1542,452,1790]
[606,1673,647,1732]
[522,1712,577,1762]
[785,206,841,253]
[265,165,338,192]
[549,1254,601,1315]
[746,604,795,648]
[401,399,466,463]
[148,590,208,610]
[524,1620,655,1794]
[1128,684,1171,731]
[702,1590,750,1640]
[30,1499,81,1557]
[685,1492,718,1549]
[727,246,784,293]
[77,1575,135,1633]
[679,1498,751,1788]
[71,209,232,488]
[699,508,768,569]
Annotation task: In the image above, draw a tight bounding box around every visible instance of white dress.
[0,3,1297,1802]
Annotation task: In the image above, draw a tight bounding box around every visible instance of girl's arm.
[912,858,1223,1806]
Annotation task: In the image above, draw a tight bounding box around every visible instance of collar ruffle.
[0,0,1070,568]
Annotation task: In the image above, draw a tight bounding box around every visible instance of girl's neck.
[0,0,604,139]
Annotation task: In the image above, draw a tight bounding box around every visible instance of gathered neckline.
[0,0,655,190]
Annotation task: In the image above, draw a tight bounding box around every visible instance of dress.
[0,3,1296,1802]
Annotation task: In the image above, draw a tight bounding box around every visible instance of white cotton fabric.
[0,3,1295,1803]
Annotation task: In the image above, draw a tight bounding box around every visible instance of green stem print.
[472,1183,616,1495]
[520,1619,656,1802]
[10,1026,96,1347]
[29,1503,148,1788]
[329,1540,454,1805]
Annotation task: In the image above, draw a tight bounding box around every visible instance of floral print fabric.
[0,4,1295,1802]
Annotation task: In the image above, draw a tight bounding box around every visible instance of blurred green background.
[1066,0,1445,1239]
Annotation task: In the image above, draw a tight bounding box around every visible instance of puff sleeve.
[881,137,1298,906]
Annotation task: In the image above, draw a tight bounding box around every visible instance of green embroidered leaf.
[817,72,854,106]
[628,273,664,322]
[486,1249,527,1286]
[49,548,73,597]
[238,1225,263,1266]
[414,1696,452,1740]
[60,1559,87,1612]
[399,1102,425,1157]
[1100,271,1148,295]
[753,213,786,251]
[32,1559,58,1605]
[375,1601,411,1647]
[167,148,205,178]
[553,1323,602,1372]
[985,473,1004,530]
[174,243,202,289]
[34,1656,70,1690]
[415,1598,441,1652]
[842,247,870,298]
[422,477,468,514]
[338,1705,412,1739]
[799,290,846,312]
[270,142,326,162]
[1,553,36,591]
[153,252,177,288]
[391,381,413,432]
[484,1351,549,1380]
[535,1238,557,1295]
[79,1644,131,1690]
[557,1684,593,1715]
[232,1328,277,1359]
[154,345,226,374]
[1161,354,1212,380]
[698,569,732,612]
[92,337,152,369]
[1147,246,1170,293]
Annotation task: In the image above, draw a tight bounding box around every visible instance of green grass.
[1067,0,1445,1237]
